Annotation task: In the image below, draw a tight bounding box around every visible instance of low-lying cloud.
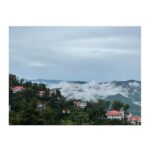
[48,80,140,101]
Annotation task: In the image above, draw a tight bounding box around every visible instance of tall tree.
[9,74,18,87]
[111,100,124,110]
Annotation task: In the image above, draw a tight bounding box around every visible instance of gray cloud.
[9,26,141,81]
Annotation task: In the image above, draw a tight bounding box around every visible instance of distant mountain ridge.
[29,79,140,85]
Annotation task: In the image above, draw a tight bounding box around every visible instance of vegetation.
[9,74,131,125]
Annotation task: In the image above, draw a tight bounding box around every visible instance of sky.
[9,26,141,82]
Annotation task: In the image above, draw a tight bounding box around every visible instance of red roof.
[106,110,122,116]
[129,116,141,121]
[12,86,25,91]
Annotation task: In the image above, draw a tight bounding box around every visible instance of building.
[128,116,141,125]
[49,88,61,97]
[49,88,61,96]
[49,89,57,96]
[106,110,125,120]
[74,100,87,108]
[39,90,45,97]
[37,103,46,111]
[11,86,25,93]
[62,109,70,114]
[49,90,56,96]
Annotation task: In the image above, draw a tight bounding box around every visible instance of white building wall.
[107,115,122,120]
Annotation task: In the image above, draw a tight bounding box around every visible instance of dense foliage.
[9,74,130,125]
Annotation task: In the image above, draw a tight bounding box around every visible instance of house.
[11,86,25,93]
[39,90,45,97]
[62,109,70,114]
[49,88,61,96]
[128,116,141,125]
[49,89,57,96]
[106,110,125,120]
[37,103,46,111]
[74,100,87,108]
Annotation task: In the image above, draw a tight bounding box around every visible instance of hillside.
[9,74,141,125]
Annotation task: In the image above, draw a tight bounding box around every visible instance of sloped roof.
[106,110,122,116]
[12,86,25,90]
[129,116,141,121]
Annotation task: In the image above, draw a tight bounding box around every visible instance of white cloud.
[128,82,140,87]
[27,62,46,68]
[48,80,130,100]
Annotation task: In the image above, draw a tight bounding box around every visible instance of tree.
[74,112,89,125]
[24,81,32,88]
[124,104,129,112]
[9,88,13,98]
[56,89,61,97]
[97,99,110,117]
[10,96,27,112]
[9,111,22,125]
[19,78,25,85]
[22,88,38,101]
[60,119,74,125]
[39,83,46,90]
[32,83,39,90]
[21,100,45,125]
[9,74,18,87]
[111,100,124,110]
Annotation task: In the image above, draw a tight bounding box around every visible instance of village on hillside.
[9,74,141,125]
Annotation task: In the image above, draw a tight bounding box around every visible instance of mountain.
[106,94,141,115]
[111,80,141,102]
[67,81,87,84]
[106,93,132,104]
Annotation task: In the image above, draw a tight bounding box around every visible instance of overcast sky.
[9,26,141,81]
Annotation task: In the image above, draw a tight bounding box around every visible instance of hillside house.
[128,116,141,125]
[49,89,57,96]
[62,109,70,114]
[74,100,87,108]
[49,88,61,96]
[11,86,25,93]
[39,90,45,97]
[37,103,46,111]
[106,110,125,120]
